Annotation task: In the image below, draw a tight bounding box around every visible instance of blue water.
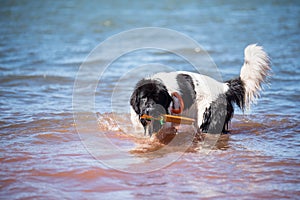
[1,0,299,199]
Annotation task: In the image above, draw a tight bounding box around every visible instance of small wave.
[95,112,232,154]
[95,112,300,155]
[0,74,74,86]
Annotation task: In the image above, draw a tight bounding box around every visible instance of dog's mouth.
[140,113,163,137]
[140,115,152,126]
[140,104,169,136]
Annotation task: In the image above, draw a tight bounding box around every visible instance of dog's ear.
[159,89,173,110]
[130,79,148,114]
[130,89,140,114]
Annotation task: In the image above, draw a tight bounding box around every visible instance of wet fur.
[130,44,271,136]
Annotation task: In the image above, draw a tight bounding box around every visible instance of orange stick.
[141,114,195,125]
[163,114,195,125]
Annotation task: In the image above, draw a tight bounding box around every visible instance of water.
[1,0,300,199]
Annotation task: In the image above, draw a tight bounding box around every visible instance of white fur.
[179,72,229,127]
[152,72,180,94]
[240,44,271,109]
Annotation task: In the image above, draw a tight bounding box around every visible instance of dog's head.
[130,79,172,136]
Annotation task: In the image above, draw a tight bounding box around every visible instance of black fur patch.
[200,94,228,134]
[200,77,245,133]
[176,73,196,110]
[130,79,172,114]
[225,77,245,111]
[130,79,173,136]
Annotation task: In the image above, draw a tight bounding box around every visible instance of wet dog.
[130,44,271,136]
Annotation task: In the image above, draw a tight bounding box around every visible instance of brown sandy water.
[1,112,299,199]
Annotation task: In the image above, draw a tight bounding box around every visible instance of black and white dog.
[130,44,271,136]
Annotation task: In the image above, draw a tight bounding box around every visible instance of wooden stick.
[141,114,195,125]
[163,114,195,125]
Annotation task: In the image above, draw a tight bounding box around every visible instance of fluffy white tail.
[240,44,271,109]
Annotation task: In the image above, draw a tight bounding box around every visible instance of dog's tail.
[240,44,271,109]
[226,44,271,111]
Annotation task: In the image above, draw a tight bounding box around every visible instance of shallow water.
[1,0,300,199]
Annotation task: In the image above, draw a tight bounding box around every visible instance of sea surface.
[1,0,300,199]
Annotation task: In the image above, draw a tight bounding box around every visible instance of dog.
[130,44,271,137]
